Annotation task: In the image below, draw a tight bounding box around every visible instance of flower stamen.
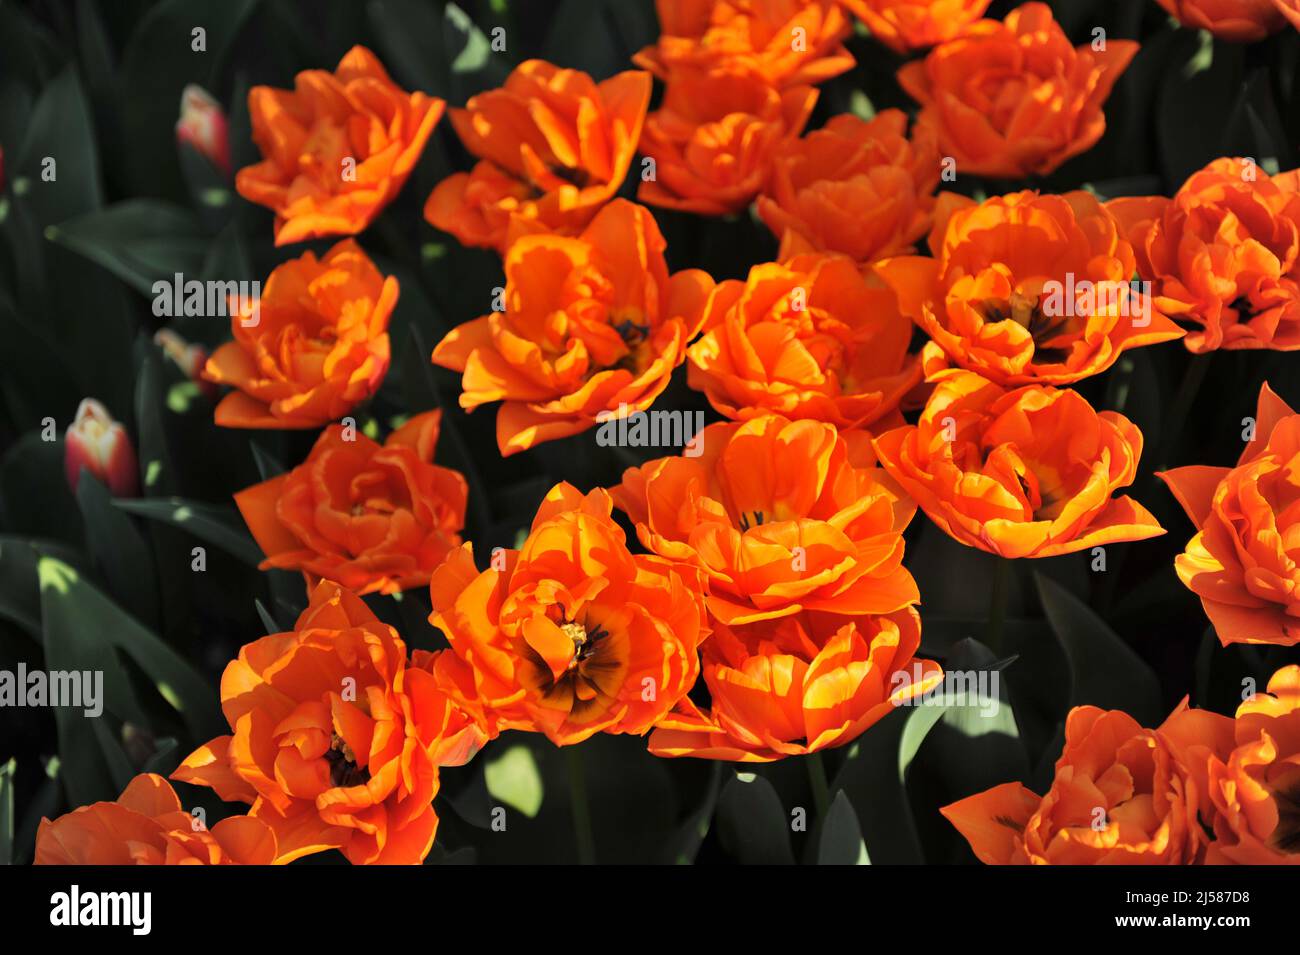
[326,732,368,788]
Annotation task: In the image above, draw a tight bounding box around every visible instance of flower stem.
[806,751,830,818]
[565,745,596,865]
[987,556,1012,656]
[1154,353,1212,474]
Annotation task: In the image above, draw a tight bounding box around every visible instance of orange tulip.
[1202,666,1300,863]
[897,3,1137,179]
[406,648,499,769]
[757,110,941,266]
[36,774,278,865]
[1108,158,1300,353]
[942,702,1234,864]
[173,580,485,865]
[650,607,942,760]
[1154,0,1287,41]
[687,253,922,429]
[839,0,992,53]
[638,66,816,215]
[1277,0,1300,29]
[612,413,918,626]
[1160,383,1300,647]
[431,199,714,456]
[873,370,1163,558]
[203,239,395,430]
[876,190,1185,387]
[235,411,467,596]
[424,60,650,252]
[236,46,443,246]
[634,0,854,89]
[426,483,708,746]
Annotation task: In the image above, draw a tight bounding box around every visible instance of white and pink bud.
[154,328,215,398]
[176,84,231,178]
[64,399,139,498]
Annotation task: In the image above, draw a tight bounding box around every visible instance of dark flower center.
[325,733,368,788]
[981,292,1074,365]
[1274,781,1300,854]
[561,619,609,670]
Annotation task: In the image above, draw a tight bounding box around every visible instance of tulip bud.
[154,328,216,398]
[176,84,231,177]
[64,399,139,498]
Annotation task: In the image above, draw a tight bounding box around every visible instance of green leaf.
[142,737,180,776]
[0,757,14,865]
[1195,624,1216,709]
[484,744,544,818]
[441,760,494,830]
[119,0,262,199]
[1,433,85,546]
[425,845,478,865]
[76,472,160,628]
[39,557,148,807]
[10,64,138,412]
[401,324,491,538]
[253,598,282,636]
[0,4,60,90]
[919,639,1030,798]
[818,790,869,865]
[1105,351,1163,457]
[16,66,102,227]
[0,158,46,313]
[188,219,256,342]
[76,0,118,100]
[39,557,222,744]
[543,0,632,80]
[1035,572,1163,726]
[47,200,207,297]
[0,300,84,432]
[1158,32,1242,189]
[716,771,795,865]
[831,702,949,865]
[602,0,658,63]
[136,349,175,496]
[664,763,722,865]
[113,496,263,566]
[367,0,447,94]
[0,537,86,642]
[91,719,137,793]
[15,757,62,865]
[444,2,509,102]
[249,442,286,483]
[0,539,44,640]
[899,706,949,771]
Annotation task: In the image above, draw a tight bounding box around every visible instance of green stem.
[987,556,1012,656]
[1153,353,1212,475]
[806,752,830,819]
[1097,353,1212,615]
[374,213,420,274]
[565,745,596,865]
